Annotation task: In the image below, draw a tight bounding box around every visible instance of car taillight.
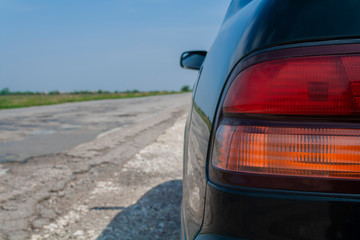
[223,56,360,115]
[213,125,360,178]
[210,46,360,193]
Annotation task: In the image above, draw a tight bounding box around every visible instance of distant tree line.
[181,85,191,92]
[0,87,191,95]
[0,87,45,95]
[0,88,9,95]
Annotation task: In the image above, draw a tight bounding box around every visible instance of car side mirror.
[180,51,207,71]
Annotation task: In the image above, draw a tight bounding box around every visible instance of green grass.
[0,91,184,109]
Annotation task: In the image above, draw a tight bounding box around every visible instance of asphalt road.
[0,93,191,240]
[0,94,190,162]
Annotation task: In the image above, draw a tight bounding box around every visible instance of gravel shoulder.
[0,104,188,240]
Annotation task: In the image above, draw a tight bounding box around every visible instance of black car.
[180,0,360,239]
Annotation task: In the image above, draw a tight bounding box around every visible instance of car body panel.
[200,183,360,240]
[195,0,360,129]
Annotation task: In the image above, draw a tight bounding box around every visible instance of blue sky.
[0,0,230,92]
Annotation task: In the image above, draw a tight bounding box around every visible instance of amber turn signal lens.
[212,125,360,179]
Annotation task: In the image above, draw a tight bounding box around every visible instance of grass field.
[0,91,181,109]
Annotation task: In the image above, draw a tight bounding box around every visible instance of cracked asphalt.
[0,94,189,163]
[0,94,190,240]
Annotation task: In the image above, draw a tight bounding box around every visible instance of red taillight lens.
[223,55,360,115]
[211,51,360,192]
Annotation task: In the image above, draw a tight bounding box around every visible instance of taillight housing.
[209,44,360,194]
